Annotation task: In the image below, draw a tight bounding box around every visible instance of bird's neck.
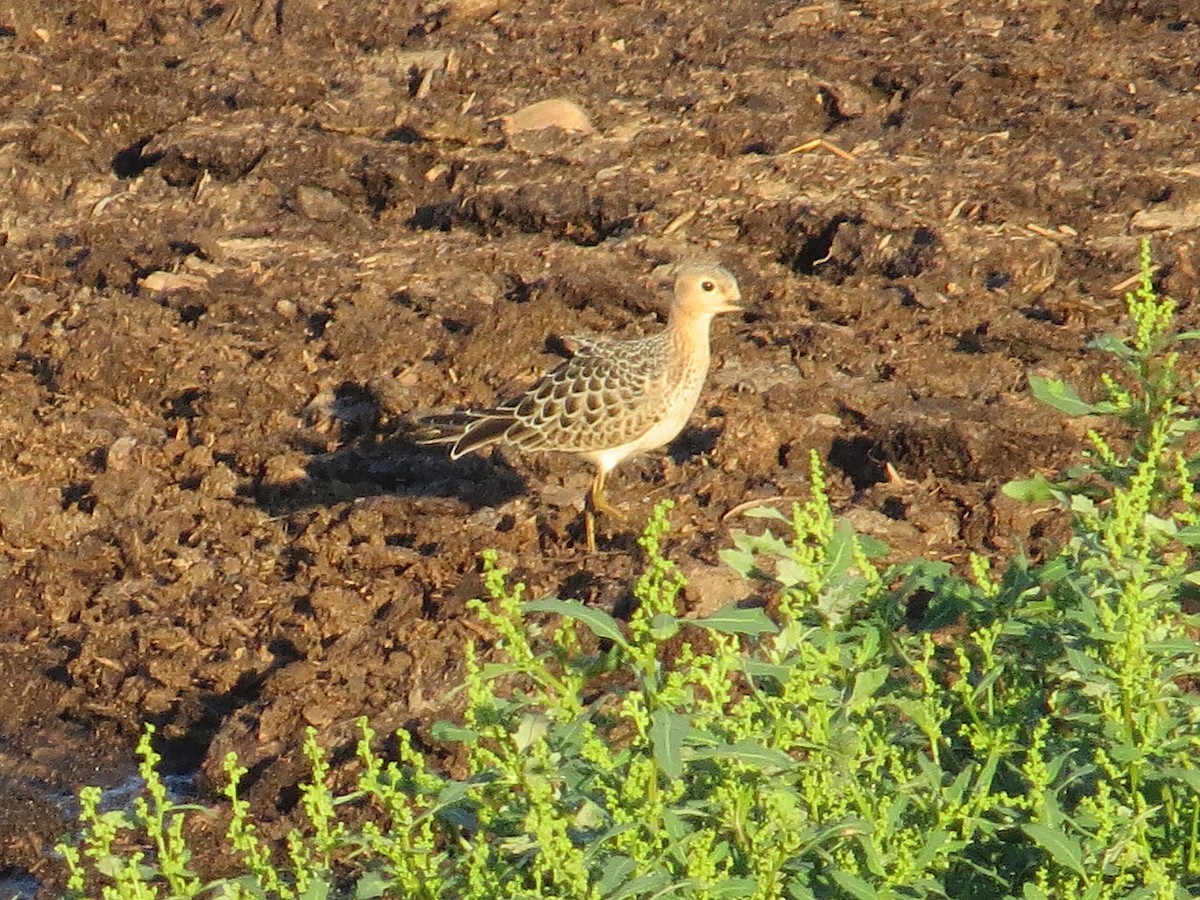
[666,313,714,369]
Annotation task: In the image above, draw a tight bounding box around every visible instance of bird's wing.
[412,335,667,456]
[504,337,666,451]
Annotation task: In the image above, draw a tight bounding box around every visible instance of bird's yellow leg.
[588,469,626,521]
[584,469,625,553]
[584,509,597,554]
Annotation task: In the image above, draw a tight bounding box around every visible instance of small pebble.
[501,98,596,137]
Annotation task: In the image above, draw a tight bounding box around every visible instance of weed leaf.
[831,869,880,899]
[1030,376,1099,416]
[300,878,332,900]
[1022,823,1086,876]
[690,739,794,771]
[1002,472,1058,502]
[686,604,777,636]
[848,667,889,711]
[523,598,628,647]
[649,709,686,780]
[743,505,789,521]
[1159,766,1200,795]
[710,877,757,897]
[354,870,388,899]
[608,873,672,899]
[718,546,757,577]
[430,721,476,743]
[595,855,635,896]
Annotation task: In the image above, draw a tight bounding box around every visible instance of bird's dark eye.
[701,280,715,292]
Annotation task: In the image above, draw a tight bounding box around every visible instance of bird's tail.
[406,410,513,459]
[407,412,476,445]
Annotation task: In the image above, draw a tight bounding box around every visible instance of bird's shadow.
[243,386,724,520]
[667,424,722,465]
[245,383,527,517]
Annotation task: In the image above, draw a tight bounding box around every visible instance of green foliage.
[995,240,1200,897]
[57,241,1200,898]
[59,727,205,900]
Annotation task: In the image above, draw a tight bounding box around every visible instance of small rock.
[182,444,214,471]
[819,80,875,119]
[302,702,339,728]
[773,5,825,33]
[200,463,239,499]
[681,562,756,618]
[106,435,138,472]
[467,505,510,528]
[1131,197,1200,232]
[501,98,596,137]
[295,185,352,222]
[140,271,208,292]
[444,0,507,21]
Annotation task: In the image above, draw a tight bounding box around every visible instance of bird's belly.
[581,374,704,471]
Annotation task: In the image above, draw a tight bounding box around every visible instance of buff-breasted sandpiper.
[414,263,743,551]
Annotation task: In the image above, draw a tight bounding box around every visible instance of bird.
[413,263,743,552]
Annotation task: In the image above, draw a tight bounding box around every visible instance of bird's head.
[671,264,743,319]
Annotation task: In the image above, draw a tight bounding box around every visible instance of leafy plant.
[997,239,1200,896]
[60,727,204,899]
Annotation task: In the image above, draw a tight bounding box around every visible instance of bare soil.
[2,0,1199,892]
